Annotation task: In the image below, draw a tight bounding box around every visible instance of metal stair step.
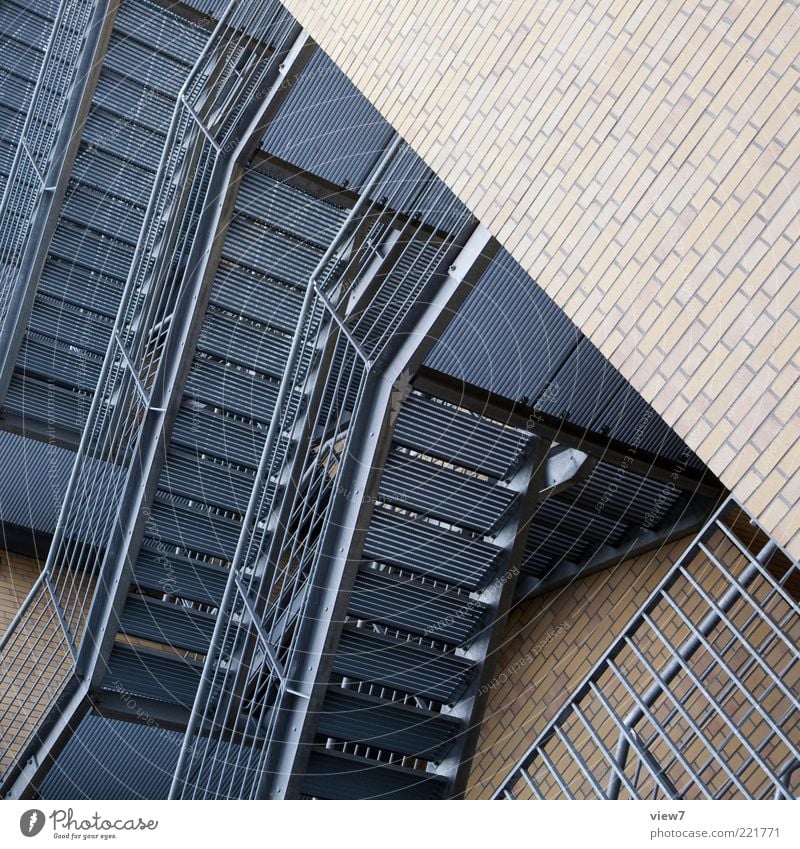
[28,0,61,20]
[70,145,154,207]
[133,545,229,607]
[350,566,487,646]
[148,497,242,562]
[0,140,17,184]
[394,392,531,479]
[0,3,51,50]
[103,643,202,707]
[82,108,163,170]
[158,450,255,515]
[561,461,681,527]
[172,405,264,469]
[318,687,462,762]
[0,73,34,114]
[103,31,191,96]
[61,181,144,245]
[363,508,502,591]
[17,334,103,391]
[93,70,175,134]
[333,625,475,704]
[0,36,43,81]
[197,308,291,382]
[49,220,134,281]
[28,295,113,355]
[113,0,207,66]
[533,496,627,542]
[0,103,27,144]
[38,255,125,318]
[234,170,347,248]
[3,373,89,433]
[184,357,280,424]
[521,525,589,576]
[222,216,323,288]
[209,260,304,333]
[302,748,448,800]
[379,452,516,533]
[117,594,216,655]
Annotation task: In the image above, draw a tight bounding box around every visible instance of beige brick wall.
[0,549,56,774]
[285,0,800,559]
[0,549,41,635]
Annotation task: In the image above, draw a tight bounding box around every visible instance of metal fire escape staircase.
[0,1,315,797]
[0,0,119,417]
[100,166,349,726]
[0,0,57,200]
[0,2,526,800]
[166,136,536,799]
[2,0,211,440]
[297,389,543,799]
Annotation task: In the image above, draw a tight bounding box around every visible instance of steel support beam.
[515,496,720,601]
[0,0,119,405]
[91,690,192,734]
[540,445,594,497]
[255,223,496,799]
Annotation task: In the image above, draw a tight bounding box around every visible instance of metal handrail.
[493,499,799,800]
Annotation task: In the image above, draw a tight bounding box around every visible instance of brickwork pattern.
[284,0,800,559]
[0,549,41,636]
[0,549,54,775]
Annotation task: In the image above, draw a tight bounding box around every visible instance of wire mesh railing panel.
[171,137,479,799]
[0,0,306,784]
[0,587,75,775]
[495,500,800,800]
